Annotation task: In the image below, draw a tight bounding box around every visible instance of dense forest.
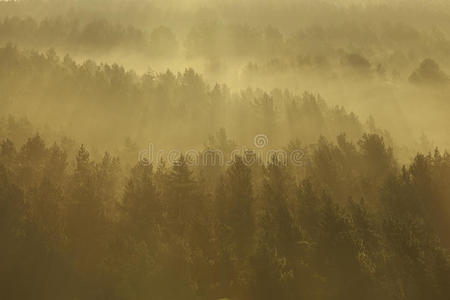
[0,0,449,299]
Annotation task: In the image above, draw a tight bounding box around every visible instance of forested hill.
[1,118,450,299]
[0,45,381,149]
[0,44,448,300]
[0,1,449,299]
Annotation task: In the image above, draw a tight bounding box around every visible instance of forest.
[0,0,449,299]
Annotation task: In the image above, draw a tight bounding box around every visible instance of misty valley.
[0,1,449,299]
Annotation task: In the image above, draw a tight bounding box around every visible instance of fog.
[0,1,449,299]
[0,0,449,157]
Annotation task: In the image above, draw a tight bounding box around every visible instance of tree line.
[0,127,449,299]
[0,45,379,150]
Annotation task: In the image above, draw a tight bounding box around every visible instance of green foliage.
[0,1,449,299]
[0,130,448,299]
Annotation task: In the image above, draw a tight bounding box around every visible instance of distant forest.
[0,1,449,299]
